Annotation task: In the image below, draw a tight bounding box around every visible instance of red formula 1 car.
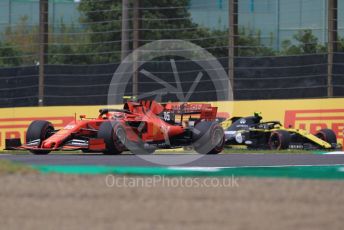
[5,100,225,155]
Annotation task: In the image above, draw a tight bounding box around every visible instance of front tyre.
[26,120,54,155]
[192,122,225,155]
[315,129,337,146]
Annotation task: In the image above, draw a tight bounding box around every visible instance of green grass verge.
[0,160,37,174]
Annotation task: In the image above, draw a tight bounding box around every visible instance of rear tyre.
[192,122,225,155]
[315,129,337,145]
[26,120,54,155]
[268,130,291,150]
[98,122,125,155]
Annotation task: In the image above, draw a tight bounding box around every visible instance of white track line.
[322,151,344,155]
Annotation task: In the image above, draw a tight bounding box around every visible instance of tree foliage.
[2,1,336,66]
[48,20,92,64]
[77,0,275,63]
[281,29,326,55]
[2,16,39,66]
[0,41,22,67]
[78,0,122,63]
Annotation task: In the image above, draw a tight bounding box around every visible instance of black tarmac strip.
[1,152,344,167]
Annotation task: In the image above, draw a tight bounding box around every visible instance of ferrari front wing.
[5,138,106,152]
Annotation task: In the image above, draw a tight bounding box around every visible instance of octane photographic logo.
[108,40,233,165]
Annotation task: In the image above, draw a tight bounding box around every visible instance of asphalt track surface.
[1,152,344,167]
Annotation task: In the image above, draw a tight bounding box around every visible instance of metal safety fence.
[0,0,343,107]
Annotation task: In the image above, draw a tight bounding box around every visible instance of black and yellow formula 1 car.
[221,113,341,150]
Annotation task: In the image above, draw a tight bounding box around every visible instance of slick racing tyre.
[268,130,291,150]
[315,129,337,145]
[98,122,126,155]
[192,121,225,155]
[26,120,54,155]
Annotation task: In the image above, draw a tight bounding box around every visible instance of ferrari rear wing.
[164,102,218,118]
